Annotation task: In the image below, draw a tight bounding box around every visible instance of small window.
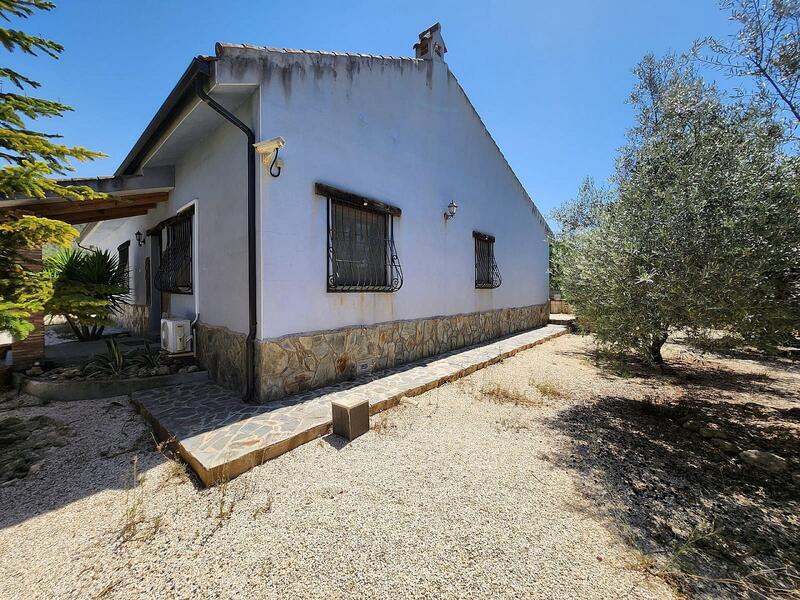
[474,231,501,289]
[155,207,193,294]
[319,184,402,292]
[117,241,130,290]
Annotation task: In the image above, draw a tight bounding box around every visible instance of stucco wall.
[82,214,149,306]
[82,97,254,336]
[85,49,550,400]
[165,97,253,333]
[217,50,550,340]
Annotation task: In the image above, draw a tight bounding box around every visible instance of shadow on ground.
[546,352,800,599]
[560,343,798,395]
[0,394,167,530]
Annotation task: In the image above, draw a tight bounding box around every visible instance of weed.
[93,579,120,598]
[663,521,720,574]
[208,469,252,522]
[139,515,164,543]
[114,455,167,544]
[530,380,565,399]
[495,416,533,432]
[371,412,396,434]
[118,455,146,542]
[163,459,189,486]
[481,384,542,407]
[253,496,274,520]
[628,551,658,573]
[211,478,234,520]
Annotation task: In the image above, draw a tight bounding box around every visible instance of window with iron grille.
[318,183,402,292]
[474,231,501,289]
[117,241,130,291]
[155,207,193,294]
[144,257,151,305]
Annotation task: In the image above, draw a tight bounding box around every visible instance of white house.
[79,24,551,402]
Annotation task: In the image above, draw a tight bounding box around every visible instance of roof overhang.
[115,53,258,176]
[2,165,174,224]
[115,58,213,176]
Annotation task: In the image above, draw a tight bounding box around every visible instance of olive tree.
[555,55,800,364]
[695,0,800,127]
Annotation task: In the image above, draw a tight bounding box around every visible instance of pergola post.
[11,247,45,370]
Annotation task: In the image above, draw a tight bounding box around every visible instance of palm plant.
[45,247,130,341]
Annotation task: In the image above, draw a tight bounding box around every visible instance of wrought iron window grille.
[474,231,501,289]
[117,240,130,292]
[154,207,193,294]
[320,184,402,293]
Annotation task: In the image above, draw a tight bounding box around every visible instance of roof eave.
[114,57,213,177]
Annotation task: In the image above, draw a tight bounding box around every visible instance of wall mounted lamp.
[135,230,145,247]
[254,136,286,178]
[444,200,458,221]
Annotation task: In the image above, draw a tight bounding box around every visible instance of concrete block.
[331,397,369,440]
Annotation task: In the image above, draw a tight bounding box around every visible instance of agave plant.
[83,338,133,379]
[129,342,164,369]
[45,247,130,341]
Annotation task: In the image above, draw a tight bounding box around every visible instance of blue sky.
[8,0,737,220]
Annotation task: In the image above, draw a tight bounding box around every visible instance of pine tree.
[0,0,105,339]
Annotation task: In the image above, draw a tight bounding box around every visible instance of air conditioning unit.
[161,318,192,353]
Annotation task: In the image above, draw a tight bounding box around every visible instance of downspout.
[194,72,258,403]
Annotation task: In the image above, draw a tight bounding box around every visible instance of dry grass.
[116,455,163,544]
[117,455,145,542]
[208,469,253,523]
[371,412,396,434]
[481,384,543,407]
[162,459,190,486]
[252,495,273,520]
[531,380,566,399]
[495,416,534,433]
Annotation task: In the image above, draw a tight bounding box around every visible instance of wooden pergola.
[1,167,175,225]
[2,168,175,369]
[6,191,170,225]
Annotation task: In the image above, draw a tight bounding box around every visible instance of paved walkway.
[133,324,568,485]
[548,313,576,326]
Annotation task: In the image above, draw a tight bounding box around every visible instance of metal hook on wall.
[269,147,282,178]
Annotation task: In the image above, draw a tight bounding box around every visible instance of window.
[144,257,151,305]
[154,207,193,294]
[117,241,130,291]
[317,183,403,292]
[474,231,501,289]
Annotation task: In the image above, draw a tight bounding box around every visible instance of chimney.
[414,22,447,61]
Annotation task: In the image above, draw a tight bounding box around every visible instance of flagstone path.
[133,324,568,485]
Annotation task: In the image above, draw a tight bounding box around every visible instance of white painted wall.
[219,49,550,339]
[164,97,253,332]
[82,213,151,306]
[83,97,254,335]
[87,49,549,343]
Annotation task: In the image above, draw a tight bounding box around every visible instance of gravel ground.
[1,333,794,599]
